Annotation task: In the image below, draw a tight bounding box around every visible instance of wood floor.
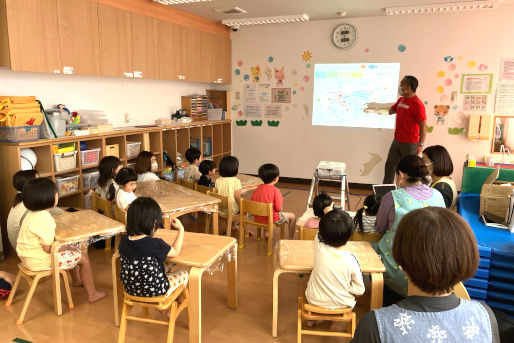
[1,182,372,343]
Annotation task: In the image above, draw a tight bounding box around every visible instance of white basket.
[82,170,100,189]
[126,141,141,159]
[55,174,79,195]
[83,194,92,209]
[53,151,77,172]
[80,148,101,166]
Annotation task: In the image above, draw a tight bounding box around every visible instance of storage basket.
[0,125,40,143]
[80,148,100,166]
[82,170,100,189]
[55,174,79,195]
[126,141,141,159]
[53,151,77,172]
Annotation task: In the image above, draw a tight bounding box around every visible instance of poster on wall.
[460,74,493,94]
[258,84,271,103]
[245,104,262,117]
[463,95,488,112]
[271,88,291,103]
[244,84,257,103]
[264,104,282,118]
[495,82,514,114]
[500,58,514,81]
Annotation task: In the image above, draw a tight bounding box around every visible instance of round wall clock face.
[332,23,358,49]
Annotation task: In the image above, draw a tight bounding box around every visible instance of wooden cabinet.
[57,0,101,75]
[131,13,159,79]
[1,0,61,73]
[200,32,231,84]
[158,20,181,81]
[200,31,216,83]
[98,4,132,77]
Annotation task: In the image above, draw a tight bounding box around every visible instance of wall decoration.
[448,127,465,135]
[264,66,273,81]
[302,50,312,62]
[293,90,297,95]
[437,71,445,77]
[236,120,247,126]
[245,104,262,117]
[231,105,238,111]
[478,64,488,71]
[274,67,285,87]
[300,86,305,91]
[238,110,243,116]
[448,64,456,71]
[434,105,450,125]
[444,79,452,86]
[306,63,311,69]
[455,74,460,78]
[424,101,429,105]
[364,48,370,53]
[463,95,488,112]
[291,69,298,76]
[271,88,291,103]
[243,74,250,81]
[426,126,434,133]
[258,84,271,103]
[244,84,257,103]
[495,82,514,114]
[234,69,241,75]
[267,120,280,127]
[452,105,458,110]
[436,86,444,93]
[397,44,406,52]
[444,56,454,63]
[458,56,463,60]
[360,152,382,176]
[264,104,282,118]
[237,60,243,67]
[451,91,458,102]
[251,120,263,126]
[500,58,514,81]
[251,66,261,83]
[268,56,274,63]
[467,61,477,69]
[303,75,310,82]
[460,74,493,93]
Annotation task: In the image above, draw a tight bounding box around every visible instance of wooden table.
[135,180,221,234]
[51,210,125,316]
[212,172,263,192]
[113,230,237,343]
[272,239,385,337]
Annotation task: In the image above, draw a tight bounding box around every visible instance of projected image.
[312,63,400,129]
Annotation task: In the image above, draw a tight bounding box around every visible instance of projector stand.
[307,164,350,212]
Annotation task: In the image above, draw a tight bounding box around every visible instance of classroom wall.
[0,68,208,127]
[229,8,514,189]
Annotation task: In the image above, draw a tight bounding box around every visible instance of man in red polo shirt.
[383,75,427,184]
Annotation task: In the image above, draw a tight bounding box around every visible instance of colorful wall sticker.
[243,74,250,81]
[302,50,312,62]
[448,127,465,135]
[397,44,406,52]
[267,120,280,127]
[268,56,274,63]
[426,126,434,133]
[467,60,477,69]
[250,120,263,126]
[360,152,382,176]
[444,56,454,62]
[251,66,261,83]
[237,60,243,67]
[234,69,241,75]
[264,66,273,81]
[274,67,285,87]
[434,105,450,125]
[236,120,247,126]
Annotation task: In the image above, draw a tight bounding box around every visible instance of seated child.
[135,151,160,182]
[96,156,122,199]
[110,167,138,210]
[184,147,202,183]
[305,209,365,309]
[16,178,105,302]
[0,271,15,300]
[304,192,334,229]
[250,163,296,238]
[7,169,39,250]
[198,160,216,188]
[215,156,242,217]
[119,197,188,298]
[353,194,380,234]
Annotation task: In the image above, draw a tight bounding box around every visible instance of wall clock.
[332,23,358,49]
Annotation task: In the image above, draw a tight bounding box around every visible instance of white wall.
[230,9,514,188]
[0,68,208,127]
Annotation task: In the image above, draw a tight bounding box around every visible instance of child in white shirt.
[183,147,202,183]
[305,209,365,310]
[135,151,160,182]
[113,168,138,210]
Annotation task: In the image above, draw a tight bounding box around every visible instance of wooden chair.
[113,206,127,251]
[239,199,286,256]
[5,264,74,325]
[453,282,471,300]
[195,184,213,194]
[207,191,235,236]
[297,296,355,342]
[92,193,115,251]
[177,178,195,190]
[299,226,318,240]
[118,285,189,343]
[350,231,382,242]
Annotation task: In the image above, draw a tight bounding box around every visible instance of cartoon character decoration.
[274,67,285,87]
[263,66,273,81]
[251,66,261,83]
[434,105,450,125]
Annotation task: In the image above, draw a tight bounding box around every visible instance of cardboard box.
[480,166,514,224]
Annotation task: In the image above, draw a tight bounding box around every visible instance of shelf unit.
[0,120,231,254]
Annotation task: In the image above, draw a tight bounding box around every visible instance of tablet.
[372,184,397,199]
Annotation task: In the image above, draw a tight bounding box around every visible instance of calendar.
[463,95,488,112]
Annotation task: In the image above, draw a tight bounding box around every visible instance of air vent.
[215,7,247,14]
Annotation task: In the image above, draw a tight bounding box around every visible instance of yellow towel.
[0,111,43,127]
[0,103,40,111]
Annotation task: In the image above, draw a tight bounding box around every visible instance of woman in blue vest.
[374,154,444,298]
[352,207,499,342]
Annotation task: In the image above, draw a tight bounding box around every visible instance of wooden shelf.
[54,168,81,176]
[58,190,83,198]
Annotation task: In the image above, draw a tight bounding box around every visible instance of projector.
[316,161,346,178]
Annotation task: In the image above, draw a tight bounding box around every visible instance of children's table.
[52,209,126,316]
[135,180,221,234]
[272,239,385,337]
[112,230,237,343]
[211,172,263,192]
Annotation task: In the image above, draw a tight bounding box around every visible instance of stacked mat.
[0,96,43,127]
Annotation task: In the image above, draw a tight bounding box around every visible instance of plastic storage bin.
[82,170,100,189]
[0,125,40,143]
[80,148,100,166]
[53,151,77,172]
[55,174,79,195]
[126,141,141,159]
[83,194,92,209]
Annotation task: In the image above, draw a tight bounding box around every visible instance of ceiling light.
[386,0,499,15]
[222,14,309,27]
[337,11,347,17]
[153,0,213,5]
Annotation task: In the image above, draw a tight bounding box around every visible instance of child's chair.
[117,285,189,343]
[350,231,381,242]
[5,263,74,325]
[299,226,318,240]
[195,184,213,194]
[453,282,471,300]
[177,179,195,190]
[207,191,235,236]
[113,206,127,251]
[297,296,355,342]
[92,193,115,251]
[239,199,286,256]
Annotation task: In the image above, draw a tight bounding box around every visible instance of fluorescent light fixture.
[222,14,309,27]
[386,0,499,15]
[153,0,213,5]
